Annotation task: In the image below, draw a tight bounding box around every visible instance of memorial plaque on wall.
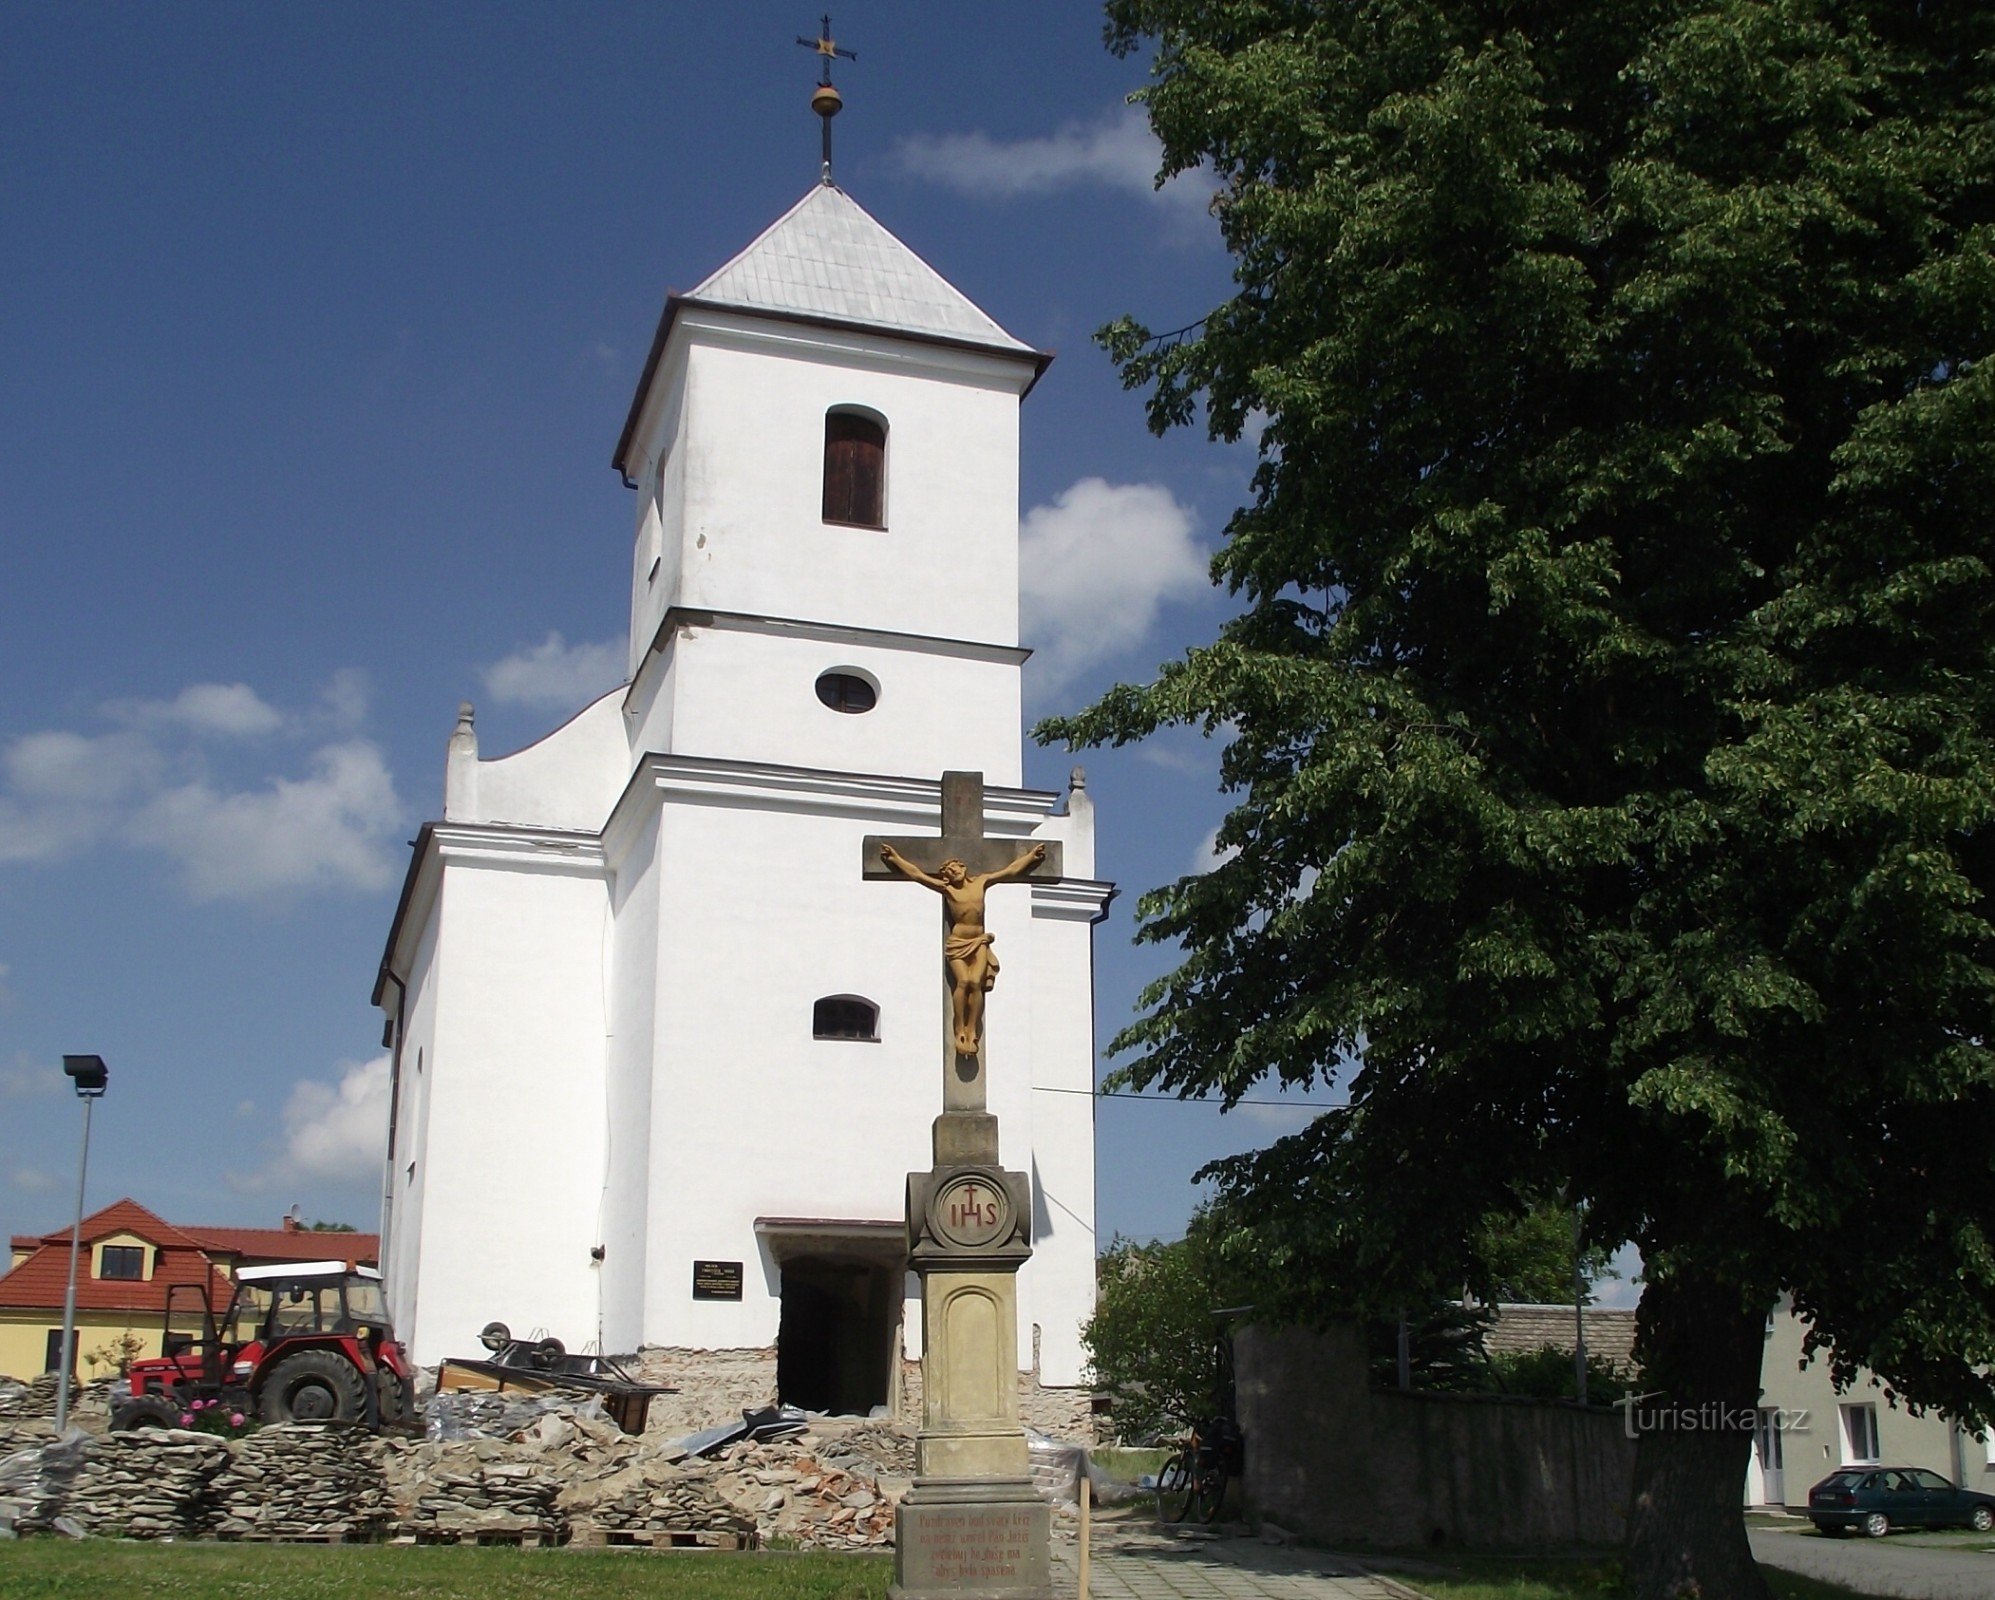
[692,1259,743,1300]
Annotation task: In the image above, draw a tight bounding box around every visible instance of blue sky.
[2,4,1628,1304]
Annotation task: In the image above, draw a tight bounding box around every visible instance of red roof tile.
[1,1199,255,1316]
[189,1225,378,1266]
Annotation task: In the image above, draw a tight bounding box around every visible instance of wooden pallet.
[215,1528,362,1544]
[568,1525,755,1551]
[406,1522,566,1549]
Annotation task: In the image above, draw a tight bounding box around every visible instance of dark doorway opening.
[777,1257,898,1415]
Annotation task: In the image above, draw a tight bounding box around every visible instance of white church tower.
[371,174,1111,1407]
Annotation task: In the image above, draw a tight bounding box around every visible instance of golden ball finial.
[812,82,843,119]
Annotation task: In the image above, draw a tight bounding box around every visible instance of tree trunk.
[1623,1271,1772,1600]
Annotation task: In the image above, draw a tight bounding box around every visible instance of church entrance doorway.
[776,1256,899,1416]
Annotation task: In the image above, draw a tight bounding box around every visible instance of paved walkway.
[1049,1515,1416,1600]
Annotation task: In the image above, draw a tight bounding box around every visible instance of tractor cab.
[119,1261,415,1430]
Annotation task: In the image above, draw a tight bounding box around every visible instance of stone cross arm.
[860,771,1063,883]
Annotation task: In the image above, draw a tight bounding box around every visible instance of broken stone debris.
[0,1401,914,1550]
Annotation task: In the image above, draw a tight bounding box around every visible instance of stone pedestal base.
[890,1478,1052,1600]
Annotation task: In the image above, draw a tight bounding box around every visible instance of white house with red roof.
[370,180,1110,1408]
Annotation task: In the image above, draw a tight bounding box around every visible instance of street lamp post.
[53,1053,108,1434]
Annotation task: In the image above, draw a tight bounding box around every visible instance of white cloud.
[131,740,402,901]
[482,633,626,710]
[1191,825,1238,876]
[1595,1243,1645,1308]
[894,107,1210,214]
[106,683,286,738]
[316,668,369,734]
[1,1053,62,1097]
[1231,1100,1325,1134]
[10,1167,59,1193]
[0,730,162,862]
[237,1055,391,1190]
[1020,478,1209,693]
[0,675,397,901]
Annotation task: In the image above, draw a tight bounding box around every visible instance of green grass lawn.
[0,1541,891,1600]
[1090,1446,1170,1483]
[1405,1556,1888,1600]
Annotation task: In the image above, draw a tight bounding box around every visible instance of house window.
[1840,1402,1879,1463]
[98,1245,144,1281]
[815,670,877,714]
[822,409,886,527]
[814,996,880,1041]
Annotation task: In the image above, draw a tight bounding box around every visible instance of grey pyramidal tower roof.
[686,185,1037,355]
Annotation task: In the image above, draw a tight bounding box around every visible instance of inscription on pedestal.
[897,1501,1050,1594]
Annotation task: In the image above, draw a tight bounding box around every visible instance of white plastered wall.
[626,767,1086,1376]
[460,692,631,833]
[629,312,1029,655]
[406,839,612,1363]
[381,900,443,1350]
[630,623,1023,787]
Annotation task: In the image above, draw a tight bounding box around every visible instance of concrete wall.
[1236,1323,1635,1550]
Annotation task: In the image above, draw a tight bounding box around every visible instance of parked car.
[1807,1466,1995,1537]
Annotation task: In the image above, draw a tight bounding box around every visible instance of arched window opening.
[815,670,878,714]
[822,409,886,527]
[814,996,879,1041]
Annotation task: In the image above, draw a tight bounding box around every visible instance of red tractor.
[112,1261,416,1431]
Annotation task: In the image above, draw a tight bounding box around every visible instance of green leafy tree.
[1476,1198,1615,1306]
[1084,1221,1246,1442]
[1489,1343,1638,1406]
[1050,2,1995,1592]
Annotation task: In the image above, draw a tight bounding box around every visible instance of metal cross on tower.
[796,15,858,185]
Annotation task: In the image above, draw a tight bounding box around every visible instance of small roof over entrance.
[754,1216,903,1266]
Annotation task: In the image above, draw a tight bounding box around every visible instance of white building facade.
[372,184,1110,1407]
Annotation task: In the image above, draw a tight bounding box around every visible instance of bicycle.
[1156,1414,1243,1524]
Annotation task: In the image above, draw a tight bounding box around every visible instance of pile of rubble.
[213,1424,390,1541]
[65,1431,230,1538]
[0,1374,70,1422]
[0,1393,1085,1552]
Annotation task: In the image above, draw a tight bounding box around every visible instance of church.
[370,170,1112,1410]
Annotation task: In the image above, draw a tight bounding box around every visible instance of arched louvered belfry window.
[822,408,886,528]
[813,995,880,1041]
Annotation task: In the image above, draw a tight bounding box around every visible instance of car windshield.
[1911,1470,1954,1491]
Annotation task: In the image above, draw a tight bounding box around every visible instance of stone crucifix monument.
[865,771,1061,1600]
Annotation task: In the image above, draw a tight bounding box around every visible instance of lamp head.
[62,1054,108,1096]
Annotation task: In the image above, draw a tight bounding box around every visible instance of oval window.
[815,671,877,714]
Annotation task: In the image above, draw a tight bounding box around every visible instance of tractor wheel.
[259,1350,367,1425]
[373,1368,413,1425]
[110,1393,184,1431]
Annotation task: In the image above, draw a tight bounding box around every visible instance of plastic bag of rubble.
[424,1388,608,1442]
[1026,1432,1086,1508]
[0,1429,90,1535]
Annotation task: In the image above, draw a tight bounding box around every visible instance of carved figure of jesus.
[878,840,1048,1056]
